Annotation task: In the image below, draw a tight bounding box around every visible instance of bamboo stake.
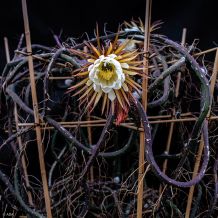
[193,47,218,57]
[137,0,152,217]
[21,1,52,217]
[4,37,34,206]
[14,106,34,206]
[148,112,192,119]
[4,37,10,63]
[185,48,218,218]
[16,115,218,129]
[16,112,194,126]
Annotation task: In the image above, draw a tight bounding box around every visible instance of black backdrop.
[0,0,218,71]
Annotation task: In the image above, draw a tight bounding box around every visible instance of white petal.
[89,54,126,96]
[89,69,95,81]
[101,79,117,88]
[102,86,112,93]
[122,83,129,91]
[94,73,99,79]
[99,55,105,61]
[93,84,101,92]
[108,54,117,58]
[93,63,100,69]
[93,78,101,85]
[88,64,94,71]
[121,63,129,69]
[108,90,116,101]
[121,74,125,82]
[113,81,122,90]
[93,69,100,80]
[110,58,122,69]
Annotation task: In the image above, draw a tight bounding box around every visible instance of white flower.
[88,54,128,101]
[68,38,143,116]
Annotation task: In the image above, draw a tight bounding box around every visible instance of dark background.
[0,0,218,71]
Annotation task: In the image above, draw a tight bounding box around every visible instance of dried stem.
[137,1,152,217]
[21,0,52,217]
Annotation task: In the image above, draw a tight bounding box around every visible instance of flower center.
[98,62,115,81]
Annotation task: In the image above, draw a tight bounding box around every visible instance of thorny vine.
[0,21,217,217]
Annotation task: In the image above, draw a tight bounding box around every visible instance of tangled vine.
[0,20,217,217]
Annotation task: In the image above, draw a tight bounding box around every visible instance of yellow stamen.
[98,70,114,80]
[98,62,115,81]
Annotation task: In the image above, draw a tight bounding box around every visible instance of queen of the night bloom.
[68,37,144,124]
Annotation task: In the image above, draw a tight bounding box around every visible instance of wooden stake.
[4,37,10,63]
[4,37,34,206]
[185,48,218,218]
[14,114,218,131]
[137,0,152,217]
[21,0,52,217]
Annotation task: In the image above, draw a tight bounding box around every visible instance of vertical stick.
[4,37,10,63]
[4,37,34,206]
[141,0,152,109]
[21,1,52,217]
[185,48,218,218]
[14,105,34,206]
[137,0,152,217]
